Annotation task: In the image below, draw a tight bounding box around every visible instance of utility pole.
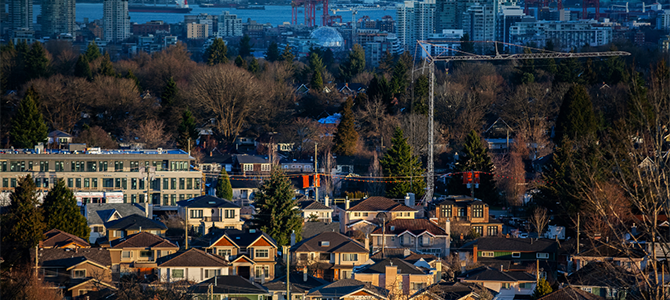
[185,208,189,249]
[314,142,318,203]
[417,41,630,207]
[284,245,291,300]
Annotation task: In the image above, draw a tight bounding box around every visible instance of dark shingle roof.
[566,262,638,288]
[231,179,261,189]
[357,258,425,275]
[434,195,486,207]
[298,200,331,210]
[371,219,447,236]
[49,130,72,138]
[348,196,416,212]
[576,243,646,259]
[157,248,230,267]
[177,195,240,208]
[537,286,605,300]
[235,154,269,164]
[301,222,340,240]
[307,278,386,298]
[263,272,329,293]
[413,281,484,300]
[190,275,269,295]
[370,248,437,263]
[200,228,277,248]
[466,237,559,253]
[41,229,90,248]
[292,231,367,253]
[458,266,535,282]
[86,203,148,226]
[37,248,112,268]
[104,214,167,231]
[110,232,178,249]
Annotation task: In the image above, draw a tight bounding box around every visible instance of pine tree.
[532,278,553,299]
[412,74,429,115]
[162,77,178,108]
[125,69,142,91]
[203,38,229,65]
[380,127,426,198]
[42,180,90,240]
[368,74,394,113]
[177,109,198,152]
[252,168,303,245]
[239,34,253,58]
[377,49,395,74]
[98,52,116,77]
[310,70,323,91]
[85,41,102,61]
[216,169,233,200]
[265,42,280,62]
[10,91,48,148]
[234,55,247,68]
[339,44,366,81]
[333,97,359,156]
[390,58,408,97]
[279,44,295,62]
[323,48,335,67]
[2,175,46,264]
[74,54,92,80]
[248,57,259,74]
[308,52,324,75]
[447,130,498,204]
[25,41,50,80]
[555,57,584,83]
[554,84,597,146]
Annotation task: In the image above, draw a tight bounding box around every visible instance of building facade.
[8,0,33,33]
[40,0,76,37]
[218,11,243,37]
[103,0,130,42]
[462,3,496,42]
[396,0,436,52]
[187,22,209,39]
[509,20,613,51]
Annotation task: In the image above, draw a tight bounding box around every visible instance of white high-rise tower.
[104,0,130,42]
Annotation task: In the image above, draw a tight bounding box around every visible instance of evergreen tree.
[333,97,359,156]
[239,34,254,58]
[248,57,259,74]
[447,130,498,203]
[582,59,598,85]
[602,47,628,85]
[323,48,335,67]
[380,127,426,198]
[216,169,233,200]
[390,58,408,97]
[555,57,584,83]
[235,55,247,69]
[85,41,102,61]
[535,138,580,219]
[160,77,178,121]
[25,41,50,80]
[377,49,395,74]
[74,54,92,80]
[412,74,429,115]
[98,52,116,77]
[125,69,142,91]
[308,52,324,75]
[310,70,323,91]
[339,44,366,81]
[459,33,475,54]
[203,38,229,65]
[2,175,46,264]
[265,41,280,62]
[554,84,597,146]
[10,91,48,148]
[177,109,198,152]
[279,44,295,62]
[368,74,394,113]
[532,278,553,299]
[252,168,303,245]
[42,180,90,240]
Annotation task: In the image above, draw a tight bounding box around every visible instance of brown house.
[433,195,503,238]
[108,231,179,275]
[292,231,371,281]
[103,214,168,243]
[40,229,90,249]
[35,248,115,299]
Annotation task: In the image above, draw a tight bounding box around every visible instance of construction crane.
[330,6,394,47]
[291,0,329,27]
[415,40,630,204]
[610,2,629,12]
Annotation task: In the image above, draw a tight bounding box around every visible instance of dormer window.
[320,241,330,247]
[390,226,395,231]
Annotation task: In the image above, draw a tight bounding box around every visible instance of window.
[139,178,145,190]
[84,178,90,188]
[114,231,125,238]
[502,283,511,289]
[341,270,352,279]
[536,253,549,259]
[195,178,201,190]
[55,161,64,172]
[520,283,534,289]
[130,161,139,172]
[512,252,521,258]
[473,226,483,236]
[205,269,220,278]
[218,249,232,257]
[163,178,169,190]
[354,212,360,217]
[87,161,96,172]
[73,269,86,278]
[28,161,33,171]
[487,226,498,236]
[225,209,236,219]
[103,178,113,188]
[187,178,193,189]
[581,287,592,293]
[255,249,269,258]
[171,269,184,279]
[362,212,368,217]
[481,251,494,258]
[0,161,6,172]
[342,254,358,261]
[473,205,484,218]
[139,250,152,258]
[458,208,467,217]
[255,266,270,278]
[261,164,271,171]
[122,251,132,258]
[411,283,426,291]
[2,178,7,187]
[67,178,73,188]
[171,178,177,189]
[179,178,185,189]
[243,164,253,171]
[114,161,124,171]
[76,178,81,188]
[40,161,49,172]
[190,209,203,219]
[131,194,137,203]
[35,178,41,187]
[93,226,103,233]
[10,178,16,187]
[115,178,121,188]
[99,161,108,171]
[163,194,169,206]
[92,178,98,188]
[131,178,137,190]
[320,253,330,261]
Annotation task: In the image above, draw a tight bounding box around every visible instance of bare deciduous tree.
[135,119,169,148]
[529,207,548,237]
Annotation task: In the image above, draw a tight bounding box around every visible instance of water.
[33,3,396,26]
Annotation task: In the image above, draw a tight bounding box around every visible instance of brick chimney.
[473,244,478,263]
[385,263,398,291]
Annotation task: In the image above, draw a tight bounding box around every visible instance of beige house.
[177,195,244,234]
[340,196,417,234]
[305,278,387,300]
[156,248,231,283]
[298,199,333,222]
[292,231,371,281]
[353,258,439,295]
[35,248,115,299]
[108,231,179,275]
[371,219,449,257]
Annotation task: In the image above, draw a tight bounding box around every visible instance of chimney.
[144,202,149,218]
[460,261,466,274]
[345,197,350,210]
[324,195,330,207]
[385,263,398,290]
[403,248,410,258]
[290,230,296,246]
[435,259,442,282]
[473,245,478,263]
[444,219,451,237]
[364,235,369,251]
[405,194,411,207]
[500,265,504,272]
[261,269,265,284]
[139,226,142,232]
[303,266,308,282]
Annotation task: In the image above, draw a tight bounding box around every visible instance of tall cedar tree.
[74,54,92,80]
[555,57,584,83]
[310,70,324,91]
[412,74,429,115]
[333,97,359,156]
[248,57,259,74]
[2,175,46,264]
[532,278,553,299]
[339,44,366,81]
[390,58,408,98]
[239,34,253,58]
[235,55,247,69]
[554,84,597,147]
[25,41,50,80]
[42,180,90,240]
[323,48,335,67]
[265,42,280,62]
[203,38,229,65]
[85,41,102,61]
[216,169,233,200]
[535,139,581,223]
[98,52,116,77]
[279,44,295,62]
[10,90,48,148]
[177,109,198,152]
[447,130,498,204]
[161,77,178,112]
[380,127,426,198]
[252,168,303,245]
[309,52,324,75]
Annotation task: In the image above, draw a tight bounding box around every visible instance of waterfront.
[33,3,396,26]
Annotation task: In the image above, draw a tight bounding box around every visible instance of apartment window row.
[0,160,191,172]
[37,177,201,191]
[161,178,201,190]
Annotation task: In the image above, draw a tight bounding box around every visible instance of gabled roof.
[347,196,416,212]
[298,200,331,210]
[37,248,112,268]
[110,232,178,249]
[575,242,646,259]
[104,214,167,231]
[157,248,230,267]
[292,231,367,253]
[203,228,277,248]
[463,237,558,253]
[307,278,386,299]
[301,221,340,240]
[41,229,90,248]
[458,266,535,282]
[370,248,438,263]
[567,262,638,288]
[537,286,605,300]
[235,154,269,164]
[434,195,486,207]
[49,130,72,138]
[190,275,270,295]
[357,258,426,275]
[263,272,329,293]
[371,219,447,236]
[177,195,240,208]
[410,281,487,300]
[85,203,147,226]
[67,278,117,291]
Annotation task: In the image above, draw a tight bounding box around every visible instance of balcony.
[203,216,223,222]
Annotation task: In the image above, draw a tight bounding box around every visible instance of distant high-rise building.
[218,11,242,37]
[396,0,436,52]
[462,3,495,42]
[435,0,480,31]
[104,0,130,42]
[497,5,525,43]
[8,0,33,32]
[40,0,76,37]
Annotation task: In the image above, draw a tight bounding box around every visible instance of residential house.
[177,195,244,234]
[263,270,329,300]
[433,195,503,238]
[156,248,230,283]
[409,281,493,300]
[340,196,417,234]
[572,243,647,273]
[257,132,295,153]
[370,248,441,271]
[482,118,514,151]
[189,275,271,299]
[292,231,371,281]
[47,130,73,148]
[233,154,272,176]
[196,228,278,282]
[305,278,387,300]
[301,221,341,240]
[108,231,179,275]
[40,229,90,249]
[103,214,168,243]
[234,136,257,151]
[298,199,333,222]
[371,219,449,257]
[230,178,260,206]
[537,286,605,300]
[336,83,367,97]
[353,258,438,295]
[459,237,559,277]
[566,262,638,299]
[35,247,115,299]
[281,158,315,173]
[84,203,151,243]
[457,266,536,297]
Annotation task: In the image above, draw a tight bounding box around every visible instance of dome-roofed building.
[309,26,344,49]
